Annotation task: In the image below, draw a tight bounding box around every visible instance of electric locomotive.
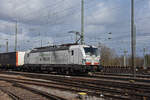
[23,43,100,74]
[0,43,100,74]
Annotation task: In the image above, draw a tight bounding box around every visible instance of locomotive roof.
[30,43,97,53]
[31,43,79,53]
[31,46,69,53]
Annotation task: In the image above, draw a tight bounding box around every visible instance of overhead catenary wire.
[15,0,65,20]
[0,0,149,53]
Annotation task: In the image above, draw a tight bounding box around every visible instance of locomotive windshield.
[84,47,99,56]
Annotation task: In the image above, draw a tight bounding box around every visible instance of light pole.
[131,0,136,77]
[5,39,8,52]
[120,40,128,66]
[81,0,84,44]
[15,21,18,52]
[39,33,42,47]
[0,45,1,53]
[39,32,42,47]
[143,48,146,69]
[123,49,127,66]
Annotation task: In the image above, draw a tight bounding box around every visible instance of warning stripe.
[94,62,99,65]
[86,62,91,65]
[16,52,18,67]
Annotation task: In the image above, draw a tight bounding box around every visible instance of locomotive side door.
[70,49,74,64]
[70,48,79,64]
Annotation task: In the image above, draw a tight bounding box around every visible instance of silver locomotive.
[24,43,100,74]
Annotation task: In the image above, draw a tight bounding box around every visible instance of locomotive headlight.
[82,59,86,64]
[93,58,100,65]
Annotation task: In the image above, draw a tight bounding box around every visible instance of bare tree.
[99,44,150,68]
[100,45,118,66]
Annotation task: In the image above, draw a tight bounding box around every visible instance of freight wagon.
[0,52,25,69]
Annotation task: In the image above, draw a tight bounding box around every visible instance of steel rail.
[0,87,23,100]
[1,71,150,99]
[0,75,149,100]
[92,74,150,83]
[13,83,67,100]
[95,72,150,78]
[0,77,129,100]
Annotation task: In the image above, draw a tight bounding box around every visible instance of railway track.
[95,72,150,78]
[0,84,51,100]
[0,71,150,100]
[13,83,67,100]
[0,77,68,100]
[92,73,150,83]
[0,86,22,100]
[0,75,127,100]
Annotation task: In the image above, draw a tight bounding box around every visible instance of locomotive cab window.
[71,50,74,56]
[84,47,99,56]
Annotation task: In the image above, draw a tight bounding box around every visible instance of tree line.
[100,45,150,68]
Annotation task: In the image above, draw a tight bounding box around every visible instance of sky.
[0,0,149,56]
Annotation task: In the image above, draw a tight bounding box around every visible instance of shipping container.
[0,52,25,67]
